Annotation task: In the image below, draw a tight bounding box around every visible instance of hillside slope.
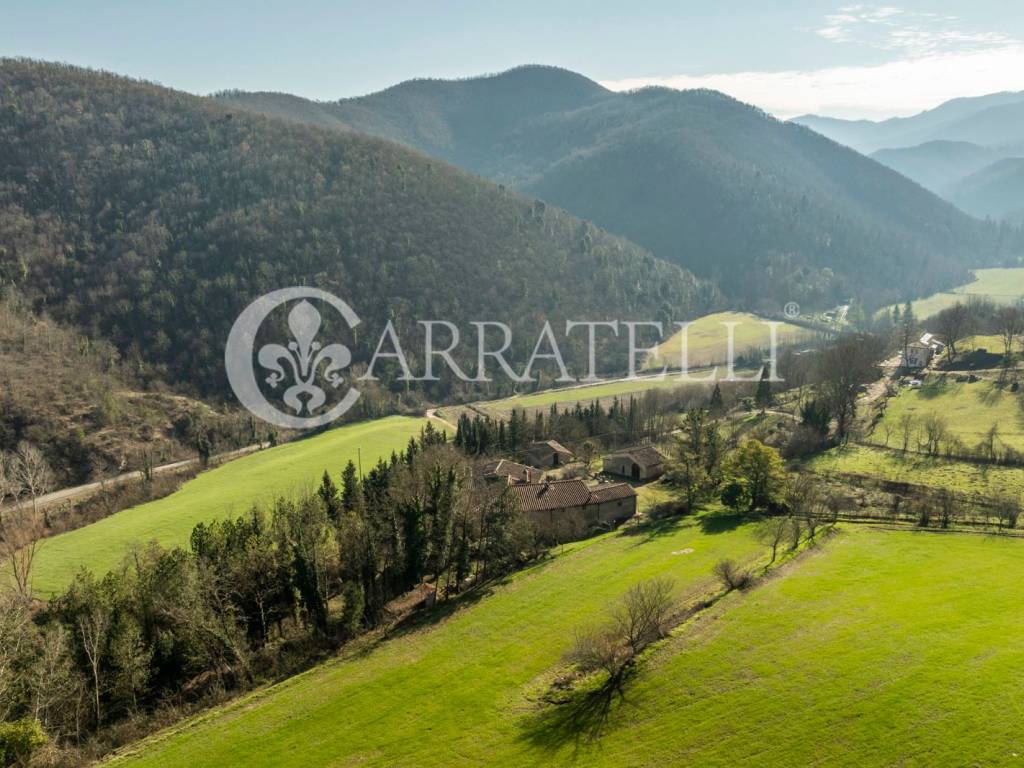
[0,60,711,403]
[949,158,1024,222]
[219,67,1017,309]
[0,292,243,485]
[108,526,1024,767]
[870,141,1003,196]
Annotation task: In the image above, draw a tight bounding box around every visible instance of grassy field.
[808,444,1024,497]
[474,375,708,419]
[111,521,1024,766]
[882,267,1024,319]
[31,416,432,596]
[646,311,813,370]
[109,508,765,767]
[871,377,1024,452]
[554,527,1024,766]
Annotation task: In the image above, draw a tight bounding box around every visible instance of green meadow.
[883,267,1024,320]
[808,444,1024,497]
[31,416,432,596]
[109,523,1024,767]
[646,311,812,370]
[555,527,1024,766]
[477,375,705,418]
[872,377,1024,452]
[109,509,764,767]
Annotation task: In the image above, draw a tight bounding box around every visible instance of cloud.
[600,5,1024,119]
[815,4,1017,57]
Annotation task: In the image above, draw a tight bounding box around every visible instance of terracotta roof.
[606,446,664,468]
[528,440,572,455]
[480,459,540,484]
[588,483,638,503]
[511,479,637,513]
[510,479,591,513]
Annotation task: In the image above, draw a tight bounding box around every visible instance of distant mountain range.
[219,66,1017,310]
[795,92,1024,154]
[796,92,1024,220]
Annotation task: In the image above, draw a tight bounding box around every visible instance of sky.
[2,1,1023,119]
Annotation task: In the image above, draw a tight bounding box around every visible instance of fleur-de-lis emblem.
[257,300,352,415]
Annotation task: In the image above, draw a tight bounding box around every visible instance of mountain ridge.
[218,66,1020,310]
[0,59,711,403]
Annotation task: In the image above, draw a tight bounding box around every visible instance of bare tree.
[10,442,54,514]
[30,624,85,737]
[996,306,1024,360]
[935,303,973,363]
[713,558,752,591]
[565,577,676,682]
[0,452,11,509]
[612,577,675,655]
[566,626,628,680]
[995,495,1021,529]
[815,334,886,441]
[756,516,791,563]
[78,604,111,726]
[0,505,45,600]
[897,306,918,366]
[898,413,916,453]
[0,592,33,721]
[921,413,949,456]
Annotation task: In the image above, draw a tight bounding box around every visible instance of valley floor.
[29,416,432,595]
[109,523,1024,767]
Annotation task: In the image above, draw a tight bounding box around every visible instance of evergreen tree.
[318,471,342,521]
[708,382,724,415]
[341,460,363,513]
[754,367,773,413]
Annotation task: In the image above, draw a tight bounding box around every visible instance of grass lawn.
[871,377,1024,452]
[646,311,813,371]
[112,521,1024,766]
[31,416,432,596]
[563,527,1024,766]
[108,508,764,768]
[477,375,706,418]
[807,444,1024,497]
[883,267,1024,320]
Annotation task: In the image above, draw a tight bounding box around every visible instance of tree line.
[0,424,541,765]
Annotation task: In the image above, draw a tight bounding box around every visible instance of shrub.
[713,559,752,591]
[0,719,48,767]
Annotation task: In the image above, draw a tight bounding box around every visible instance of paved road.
[4,443,267,513]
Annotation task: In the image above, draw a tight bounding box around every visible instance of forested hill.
[0,60,714,400]
[219,66,1022,311]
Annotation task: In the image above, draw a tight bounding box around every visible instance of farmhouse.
[901,341,932,370]
[602,445,665,481]
[523,440,574,469]
[902,332,946,369]
[919,332,946,356]
[510,479,637,540]
[479,459,542,485]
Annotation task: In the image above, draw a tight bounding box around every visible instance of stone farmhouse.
[510,479,637,541]
[603,446,665,481]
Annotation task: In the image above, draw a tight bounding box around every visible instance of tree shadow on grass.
[517,671,634,758]
[618,515,689,546]
[698,511,746,534]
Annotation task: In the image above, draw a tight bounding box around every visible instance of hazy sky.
[3,1,1023,119]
